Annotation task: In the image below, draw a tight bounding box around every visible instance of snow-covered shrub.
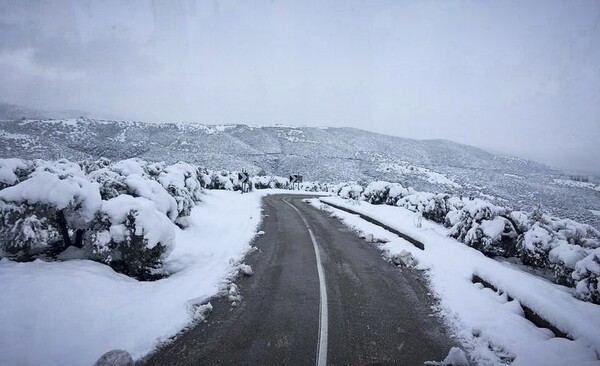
[88,168,130,200]
[251,175,290,190]
[201,171,240,191]
[386,184,414,206]
[517,208,600,262]
[553,218,600,249]
[252,175,272,190]
[272,176,290,189]
[299,181,328,192]
[0,201,60,257]
[573,248,600,304]
[146,161,167,177]
[518,223,553,268]
[0,165,102,256]
[111,158,149,177]
[396,192,434,213]
[127,174,178,221]
[422,194,455,223]
[516,209,600,288]
[362,181,393,204]
[339,178,600,303]
[0,158,33,189]
[361,181,414,206]
[508,210,529,235]
[156,163,202,221]
[87,160,201,225]
[394,191,456,224]
[80,157,112,174]
[446,199,517,256]
[338,184,364,200]
[89,195,175,280]
[548,243,587,286]
[0,158,210,280]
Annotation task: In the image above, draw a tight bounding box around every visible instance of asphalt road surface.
[142,194,456,366]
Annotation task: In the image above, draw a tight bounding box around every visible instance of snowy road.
[143,194,455,365]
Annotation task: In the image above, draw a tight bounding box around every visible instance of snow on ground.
[0,190,268,366]
[590,209,600,217]
[313,197,600,366]
[553,179,600,192]
[377,162,462,188]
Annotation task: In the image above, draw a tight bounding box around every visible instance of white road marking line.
[283,198,328,366]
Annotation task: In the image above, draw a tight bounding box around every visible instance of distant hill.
[1,117,599,228]
[0,103,47,120]
[0,102,90,120]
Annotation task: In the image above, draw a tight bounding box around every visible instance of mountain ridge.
[0,117,598,228]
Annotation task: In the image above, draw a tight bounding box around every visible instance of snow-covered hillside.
[1,118,599,229]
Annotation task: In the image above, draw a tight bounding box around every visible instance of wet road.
[142,194,455,366]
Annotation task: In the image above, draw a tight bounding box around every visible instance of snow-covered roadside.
[0,190,276,366]
[313,197,600,366]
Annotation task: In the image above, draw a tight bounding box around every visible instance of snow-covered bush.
[0,158,33,189]
[201,171,237,190]
[445,199,518,256]
[549,243,587,286]
[111,158,150,177]
[87,159,202,226]
[89,195,175,280]
[251,175,290,190]
[421,194,455,223]
[157,163,203,222]
[338,179,600,303]
[0,201,60,257]
[395,192,456,224]
[386,184,414,206]
[518,223,553,268]
[362,181,394,204]
[0,164,102,256]
[80,157,112,175]
[338,184,364,200]
[361,181,413,205]
[0,158,204,280]
[88,168,130,200]
[396,192,433,213]
[361,181,455,224]
[573,248,600,304]
[299,181,327,192]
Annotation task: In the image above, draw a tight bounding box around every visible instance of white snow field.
[0,190,270,366]
[313,197,600,366]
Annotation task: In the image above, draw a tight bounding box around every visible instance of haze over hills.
[0,102,114,121]
[1,116,599,229]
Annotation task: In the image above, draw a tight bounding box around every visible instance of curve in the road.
[142,194,456,366]
[283,197,329,366]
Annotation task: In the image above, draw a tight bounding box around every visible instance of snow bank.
[0,190,264,366]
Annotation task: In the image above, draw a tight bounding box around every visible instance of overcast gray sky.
[0,0,599,172]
